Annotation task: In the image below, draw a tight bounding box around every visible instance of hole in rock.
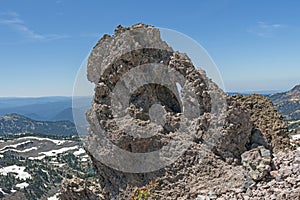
[129,83,181,121]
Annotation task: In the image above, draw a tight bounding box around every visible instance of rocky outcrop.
[232,94,292,152]
[60,24,295,200]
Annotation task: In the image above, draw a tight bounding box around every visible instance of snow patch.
[49,161,66,168]
[0,188,7,195]
[28,155,45,160]
[48,193,60,200]
[16,182,29,189]
[42,169,49,175]
[39,146,78,157]
[0,141,32,151]
[28,146,78,160]
[0,146,38,153]
[15,137,67,145]
[291,134,300,140]
[73,148,86,156]
[0,165,31,180]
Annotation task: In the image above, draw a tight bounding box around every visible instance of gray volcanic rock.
[84,23,251,199]
[60,24,295,200]
[87,24,173,84]
[232,94,292,152]
[241,146,271,181]
[218,150,300,200]
[209,96,252,162]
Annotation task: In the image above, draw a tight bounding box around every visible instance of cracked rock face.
[60,24,294,200]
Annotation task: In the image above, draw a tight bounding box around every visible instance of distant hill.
[268,84,300,121]
[0,97,72,121]
[0,114,77,136]
[51,107,74,121]
[0,101,72,121]
[0,96,92,122]
[0,96,71,108]
[227,90,282,96]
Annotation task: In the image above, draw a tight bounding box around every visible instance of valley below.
[0,133,95,200]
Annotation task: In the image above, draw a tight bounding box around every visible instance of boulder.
[241,146,271,181]
[232,94,292,152]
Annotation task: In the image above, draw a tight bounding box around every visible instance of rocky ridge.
[59,24,299,200]
[0,113,77,136]
[268,85,300,135]
[268,84,300,121]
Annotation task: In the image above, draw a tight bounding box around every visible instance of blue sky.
[0,0,300,97]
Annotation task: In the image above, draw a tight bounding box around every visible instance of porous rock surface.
[232,94,292,152]
[60,24,298,200]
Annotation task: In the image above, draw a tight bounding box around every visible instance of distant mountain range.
[0,96,91,122]
[227,90,282,96]
[0,113,77,136]
[268,84,300,121]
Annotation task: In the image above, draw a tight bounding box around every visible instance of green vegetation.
[0,133,95,199]
[131,181,158,200]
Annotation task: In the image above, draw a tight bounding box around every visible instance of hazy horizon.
[0,88,294,98]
